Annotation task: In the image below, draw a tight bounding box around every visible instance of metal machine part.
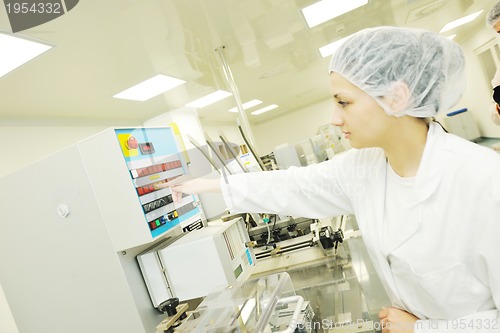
[222,213,350,262]
[219,131,248,173]
[222,213,315,247]
[254,237,315,260]
[237,122,266,171]
[250,216,348,260]
[156,301,189,333]
[159,298,181,316]
[319,226,344,250]
[249,216,313,247]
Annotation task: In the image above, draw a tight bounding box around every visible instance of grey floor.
[477,137,500,152]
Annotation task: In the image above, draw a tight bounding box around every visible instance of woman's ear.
[385,82,410,116]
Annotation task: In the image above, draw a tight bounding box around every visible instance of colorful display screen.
[115,128,201,238]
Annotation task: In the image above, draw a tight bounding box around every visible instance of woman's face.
[330,72,396,149]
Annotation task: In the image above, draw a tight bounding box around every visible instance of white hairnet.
[329,26,466,117]
[487,1,500,27]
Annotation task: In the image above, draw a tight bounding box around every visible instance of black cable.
[432,118,448,133]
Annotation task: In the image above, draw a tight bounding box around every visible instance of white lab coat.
[221,123,500,332]
[490,67,500,126]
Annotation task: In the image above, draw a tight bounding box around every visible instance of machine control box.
[137,217,255,306]
[114,128,202,239]
[76,126,205,251]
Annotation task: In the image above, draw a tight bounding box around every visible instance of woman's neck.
[383,118,429,178]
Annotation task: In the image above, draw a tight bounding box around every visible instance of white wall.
[457,29,500,138]
[252,99,334,155]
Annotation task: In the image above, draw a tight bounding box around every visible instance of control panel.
[115,128,202,238]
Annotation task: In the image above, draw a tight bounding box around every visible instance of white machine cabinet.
[137,217,255,307]
[0,127,205,333]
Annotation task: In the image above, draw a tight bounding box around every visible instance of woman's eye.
[337,100,349,107]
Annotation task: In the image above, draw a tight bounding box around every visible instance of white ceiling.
[0,0,497,127]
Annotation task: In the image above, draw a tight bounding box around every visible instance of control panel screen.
[115,128,202,238]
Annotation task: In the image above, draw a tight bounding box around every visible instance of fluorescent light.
[446,34,457,40]
[228,99,262,112]
[319,36,350,58]
[302,0,368,28]
[251,104,278,116]
[113,74,185,101]
[440,10,483,33]
[0,32,52,78]
[185,90,232,108]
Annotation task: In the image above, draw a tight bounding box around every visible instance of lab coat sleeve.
[220,153,357,218]
[414,310,499,333]
[415,172,500,333]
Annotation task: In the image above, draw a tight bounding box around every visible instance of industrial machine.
[221,213,349,264]
[0,127,207,333]
[137,217,255,307]
[160,232,390,333]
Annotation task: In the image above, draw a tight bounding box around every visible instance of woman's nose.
[331,107,344,126]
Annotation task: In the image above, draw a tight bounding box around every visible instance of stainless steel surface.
[253,236,391,333]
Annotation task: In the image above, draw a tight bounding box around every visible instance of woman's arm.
[414,310,498,333]
[156,176,221,202]
[219,161,354,218]
[157,150,368,218]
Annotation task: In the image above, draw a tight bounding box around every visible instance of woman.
[162,27,500,332]
[487,1,500,126]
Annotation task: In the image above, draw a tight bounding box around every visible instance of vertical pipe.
[215,46,258,149]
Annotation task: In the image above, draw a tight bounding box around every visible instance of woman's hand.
[379,307,418,333]
[155,176,222,202]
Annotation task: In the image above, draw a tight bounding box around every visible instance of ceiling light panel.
[228,99,262,113]
[185,90,232,108]
[319,36,350,58]
[439,10,483,33]
[113,74,186,101]
[0,32,52,78]
[251,104,278,116]
[302,0,368,28]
